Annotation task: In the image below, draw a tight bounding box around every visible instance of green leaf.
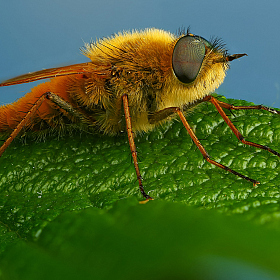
[2,200,280,280]
[1,95,280,279]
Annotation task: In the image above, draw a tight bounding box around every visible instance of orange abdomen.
[0,76,73,133]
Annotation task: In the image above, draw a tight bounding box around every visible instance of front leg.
[149,105,260,185]
[205,95,280,158]
[202,95,280,115]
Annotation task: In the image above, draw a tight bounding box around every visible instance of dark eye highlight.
[172,36,206,84]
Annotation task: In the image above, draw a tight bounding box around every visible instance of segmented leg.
[122,94,153,200]
[202,95,280,115]
[0,93,48,157]
[206,96,280,158]
[143,95,280,187]
[174,107,260,186]
[47,92,93,125]
[0,92,91,157]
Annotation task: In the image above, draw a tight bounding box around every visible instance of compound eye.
[172,36,206,84]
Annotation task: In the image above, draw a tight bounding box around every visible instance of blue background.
[0,0,280,108]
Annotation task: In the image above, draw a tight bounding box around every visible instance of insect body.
[0,28,279,200]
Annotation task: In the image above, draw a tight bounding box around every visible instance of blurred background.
[0,0,279,107]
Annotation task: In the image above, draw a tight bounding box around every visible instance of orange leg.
[0,93,48,157]
[0,92,92,157]
[122,94,152,200]
[205,96,280,157]
[203,95,280,115]
[174,107,260,186]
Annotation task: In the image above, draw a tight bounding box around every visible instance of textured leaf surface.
[1,95,280,279]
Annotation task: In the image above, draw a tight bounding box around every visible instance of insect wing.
[0,62,110,87]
